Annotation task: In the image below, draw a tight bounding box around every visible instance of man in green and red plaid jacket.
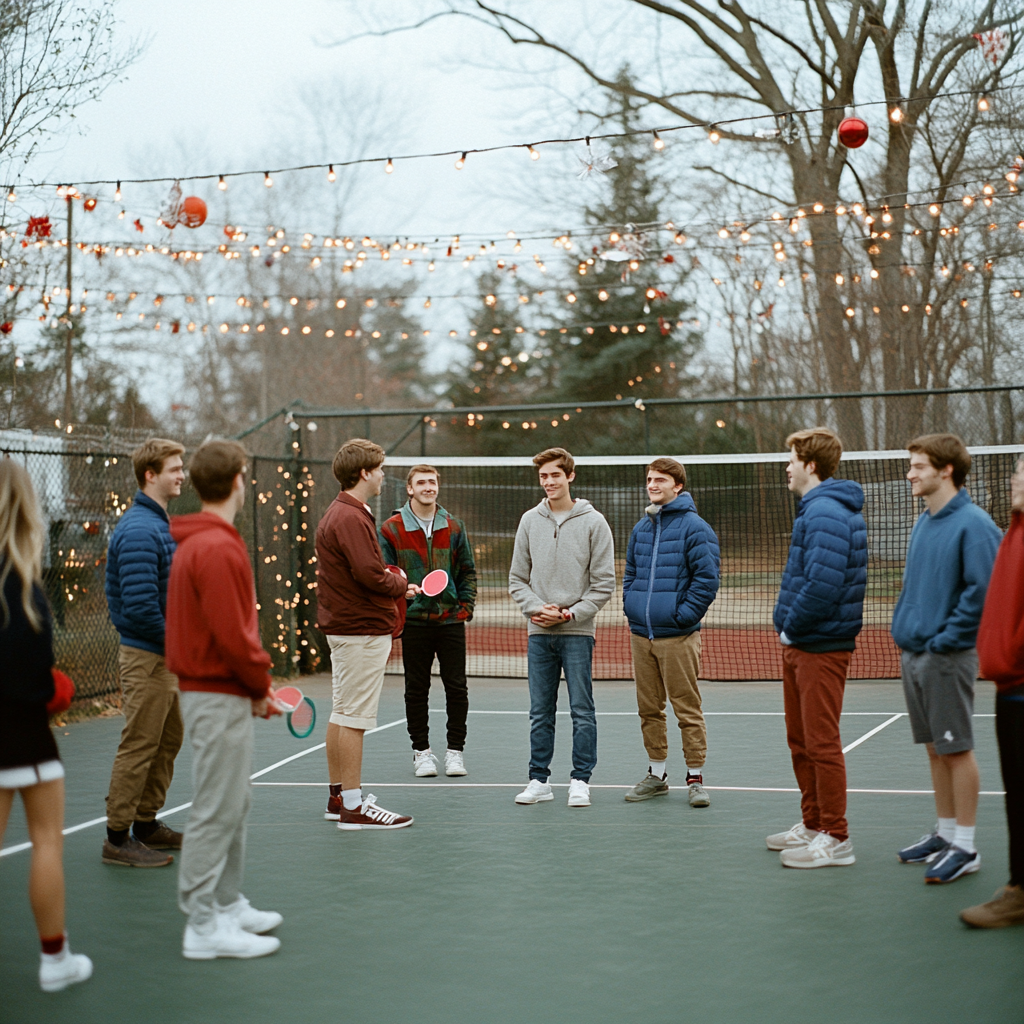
[379,464,477,778]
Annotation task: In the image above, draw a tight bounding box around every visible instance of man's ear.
[806,461,818,479]
[567,471,576,484]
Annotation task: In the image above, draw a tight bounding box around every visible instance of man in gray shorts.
[891,434,1001,884]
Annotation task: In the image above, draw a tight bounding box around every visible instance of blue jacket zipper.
[644,512,661,640]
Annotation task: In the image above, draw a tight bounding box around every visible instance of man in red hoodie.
[962,455,1024,928]
[166,440,283,960]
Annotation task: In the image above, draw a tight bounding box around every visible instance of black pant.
[996,696,1024,886]
[402,623,468,751]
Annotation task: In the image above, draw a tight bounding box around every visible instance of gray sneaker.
[688,782,711,808]
[624,773,670,802]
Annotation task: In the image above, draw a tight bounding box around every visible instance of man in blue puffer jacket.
[102,438,186,868]
[623,457,720,808]
[768,427,866,871]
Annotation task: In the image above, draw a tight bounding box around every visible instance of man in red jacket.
[166,440,283,960]
[961,456,1024,928]
[316,438,418,830]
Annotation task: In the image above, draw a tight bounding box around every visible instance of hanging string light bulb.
[327,165,336,182]
[218,175,227,191]
[264,172,273,188]
[528,145,540,160]
[652,130,665,151]
[114,181,122,201]
[385,158,394,174]
[708,125,721,144]
[455,152,467,170]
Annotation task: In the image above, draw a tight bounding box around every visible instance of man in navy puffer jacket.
[769,427,866,871]
[102,439,186,868]
[623,458,720,808]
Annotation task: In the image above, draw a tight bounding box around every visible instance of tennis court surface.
[1,676,1021,1024]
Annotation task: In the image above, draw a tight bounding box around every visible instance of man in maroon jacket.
[961,456,1024,928]
[167,440,283,960]
[316,438,418,830]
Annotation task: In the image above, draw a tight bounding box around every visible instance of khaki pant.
[630,632,706,767]
[178,692,252,932]
[105,645,184,831]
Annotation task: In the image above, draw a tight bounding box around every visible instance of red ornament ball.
[838,116,869,149]
[83,197,97,211]
[180,196,207,228]
[0,321,12,334]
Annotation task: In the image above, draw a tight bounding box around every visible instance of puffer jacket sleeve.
[676,519,720,629]
[623,523,638,602]
[780,503,851,639]
[115,516,167,646]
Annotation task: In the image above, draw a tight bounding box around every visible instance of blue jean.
[527,634,597,782]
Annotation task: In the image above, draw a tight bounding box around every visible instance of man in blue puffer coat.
[102,438,186,868]
[623,457,720,808]
[768,427,866,871]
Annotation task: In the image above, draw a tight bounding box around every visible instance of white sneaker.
[413,749,438,777]
[39,943,93,992]
[216,895,283,934]
[182,916,281,959]
[780,831,856,869]
[567,779,591,807]
[515,780,554,804]
[445,749,467,776]
[766,821,819,851]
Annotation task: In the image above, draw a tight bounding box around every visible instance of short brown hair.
[532,447,575,475]
[647,457,686,489]
[188,440,248,502]
[785,427,843,480]
[406,464,440,486]
[333,438,385,490]
[907,433,971,488]
[132,438,185,488]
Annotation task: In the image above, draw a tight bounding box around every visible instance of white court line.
[251,781,1008,796]
[0,716,407,859]
[841,713,904,754]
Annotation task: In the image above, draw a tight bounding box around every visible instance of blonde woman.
[0,459,92,991]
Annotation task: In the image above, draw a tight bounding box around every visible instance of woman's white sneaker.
[445,749,467,776]
[39,944,93,992]
[567,780,591,807]
[413,749,438,777]
[515,780,554,804]
[780,831,855,868]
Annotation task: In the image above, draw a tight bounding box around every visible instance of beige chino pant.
[105,645,184,831]
[630,632,707,768]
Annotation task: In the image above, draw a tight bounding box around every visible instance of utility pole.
[63,194,73,429]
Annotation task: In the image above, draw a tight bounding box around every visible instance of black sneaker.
[898,832,950,864]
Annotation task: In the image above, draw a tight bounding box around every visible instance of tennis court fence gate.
[7,437,1020,701]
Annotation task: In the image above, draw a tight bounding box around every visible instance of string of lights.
[2,85,1014,194]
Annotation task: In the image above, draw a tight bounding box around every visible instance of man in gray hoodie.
[509,447,615,808]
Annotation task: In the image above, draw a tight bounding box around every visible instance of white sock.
[686,767,704,781]
[648,760,667,779]
[937,817,956,842]
[342,788,362,811]
[954,824,976,854]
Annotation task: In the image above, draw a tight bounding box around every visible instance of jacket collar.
[133,491,170,523]
[336,490,375,519]
[399,501,449,533]
[646,492,695,518]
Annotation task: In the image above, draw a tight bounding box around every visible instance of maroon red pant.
[782,646,851,842]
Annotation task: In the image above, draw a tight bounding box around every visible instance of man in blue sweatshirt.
[622,457,720,808]
[892,433,1001,884]
[102,438,186,867]
[769,428,866,869]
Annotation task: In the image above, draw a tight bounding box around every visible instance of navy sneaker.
[898,832,951,864]
[924,845,980,884]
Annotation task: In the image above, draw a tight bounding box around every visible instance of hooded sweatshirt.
[977,511,1024,698]
[508,497,615,637]
[891,488,1001,654]
[165,512,272,700]
[773,477,867,650]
